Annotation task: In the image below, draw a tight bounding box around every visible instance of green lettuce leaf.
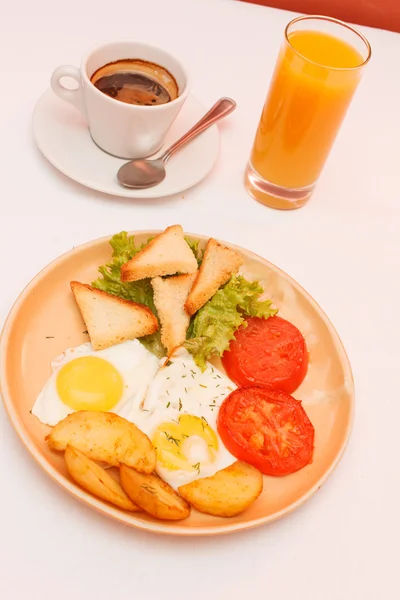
[184,275,277,369]
[91,231,202,357]
[185,238,203,266]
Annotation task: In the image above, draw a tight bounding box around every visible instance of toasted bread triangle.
[185,239,243,315]
[120,225,198,282]
[71,282,158,351]
[151,273,196,354]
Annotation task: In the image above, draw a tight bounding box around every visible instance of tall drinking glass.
[245,16,371,209]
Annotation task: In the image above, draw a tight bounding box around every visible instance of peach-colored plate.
[0,231,354,536]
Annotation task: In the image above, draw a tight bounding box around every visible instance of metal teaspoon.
[117,97,236,189]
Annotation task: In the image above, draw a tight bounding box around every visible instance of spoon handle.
[162,97,236,163]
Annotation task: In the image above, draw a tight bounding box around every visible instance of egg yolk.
[152,414,219,473]
[56,356,123,411]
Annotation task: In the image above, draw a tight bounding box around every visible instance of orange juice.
[246,19,370,209]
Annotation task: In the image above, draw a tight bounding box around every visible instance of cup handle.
[50,65,86,116]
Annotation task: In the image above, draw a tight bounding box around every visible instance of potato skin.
[120,465,190,521]
[178,461,263,517]
[65,446,139,511]
[46,411,156,473]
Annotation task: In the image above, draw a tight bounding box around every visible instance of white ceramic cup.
[50,40,191,159]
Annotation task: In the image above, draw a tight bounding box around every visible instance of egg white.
[32,340,159,426]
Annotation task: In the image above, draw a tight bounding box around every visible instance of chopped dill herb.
[163,432,180,447]
[192,462,200,474]
[141,484,156,495]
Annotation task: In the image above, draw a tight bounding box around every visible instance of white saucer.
[33,89,220,198]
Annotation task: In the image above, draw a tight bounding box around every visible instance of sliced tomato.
[217,387,314,476]
[222,316,308,394]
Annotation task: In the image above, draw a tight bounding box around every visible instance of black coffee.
[90,59,178,106]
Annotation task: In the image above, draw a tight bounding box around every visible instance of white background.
[1,0,399,598]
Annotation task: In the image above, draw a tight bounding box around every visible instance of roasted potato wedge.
[120,465,190,521]
[178,461,263,517]
[65,446,139,511]
[47,411,156,473]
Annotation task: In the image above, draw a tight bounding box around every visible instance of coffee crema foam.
[90,59,179,106]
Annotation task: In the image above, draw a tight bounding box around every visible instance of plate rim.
[32,90,220,199]
[0,230,355,536]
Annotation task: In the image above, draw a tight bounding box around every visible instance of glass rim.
[284,15,372,71]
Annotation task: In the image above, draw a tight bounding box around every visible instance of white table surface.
[1,0,399,598]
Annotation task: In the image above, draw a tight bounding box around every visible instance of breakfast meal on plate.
[32,224,315,522]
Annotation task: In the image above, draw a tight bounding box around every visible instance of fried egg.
[133,348,237,489]
[32,340,159,426]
